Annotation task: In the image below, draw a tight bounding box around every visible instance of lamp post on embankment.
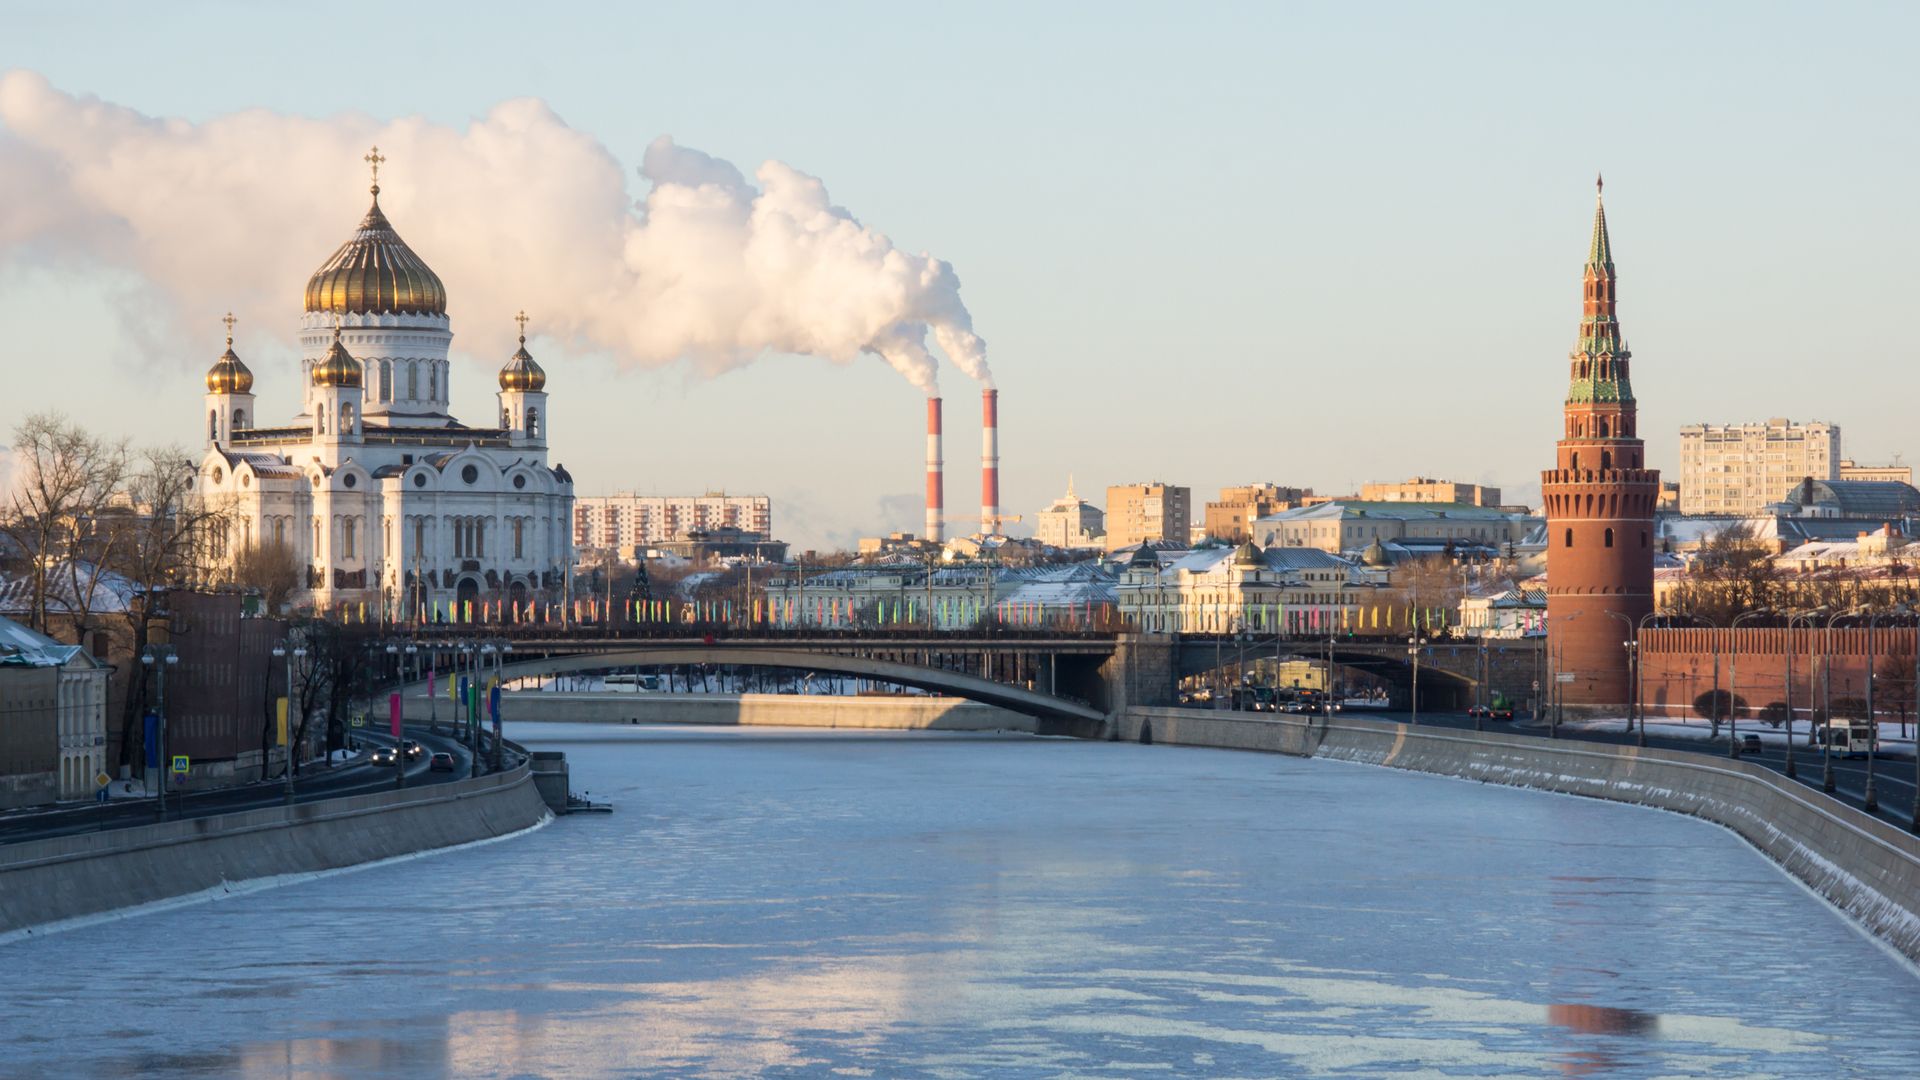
[1784,608,1826,781]
[1729,609,1772,759]
[140,643,178,819]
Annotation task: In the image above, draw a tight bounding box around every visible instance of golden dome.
[303,165,447,317]
[498,311,547,391]
[311,325,363,388]
[205,314,253,393]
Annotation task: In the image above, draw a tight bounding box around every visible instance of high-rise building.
[1203,483,1308,541]
[574,493,772,552]
[1541,179,1659,710]
[1359,477,1502,508]
[1677,419,1840,514]
[1105,483,1191,551]
[1034,477,1106,549]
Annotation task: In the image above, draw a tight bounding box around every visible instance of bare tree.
[1388,555,1469,634]
[231,540,302,614]
[1667,524,1780,624]
[0,413,129,633]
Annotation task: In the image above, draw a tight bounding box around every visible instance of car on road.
[1739,733,1764,754]
[371,747,400,766]
[429,752,456,772]
[1490,706,1515,721]
[400,739,425,760]
[1466,705,1489,718]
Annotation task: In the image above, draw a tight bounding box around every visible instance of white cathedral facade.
[195,155,574,619]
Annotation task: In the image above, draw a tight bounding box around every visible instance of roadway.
[0,724,490,846]
[1290,705,1920,830]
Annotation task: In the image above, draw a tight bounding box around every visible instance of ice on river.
[2,722,1916,1078]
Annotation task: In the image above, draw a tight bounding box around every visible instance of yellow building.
[1105,482,1191,551]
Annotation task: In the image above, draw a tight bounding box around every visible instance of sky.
[2,1,1916,551]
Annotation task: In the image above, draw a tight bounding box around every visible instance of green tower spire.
[1588,173,1613,268]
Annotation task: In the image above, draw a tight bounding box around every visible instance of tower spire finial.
[515,309,529,344]
[1596,171,1604,199]
[222,311,236,347]
[365,145,386,199]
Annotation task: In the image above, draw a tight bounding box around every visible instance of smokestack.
[925,396,944,543]
[981,388,1000,532]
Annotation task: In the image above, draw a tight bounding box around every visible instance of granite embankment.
[1116,707,1920,964]
[0,762,551,939]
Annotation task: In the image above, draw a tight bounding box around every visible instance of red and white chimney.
[981,388,1000,532]
[925,396,944,543]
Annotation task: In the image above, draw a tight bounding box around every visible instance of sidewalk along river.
[1,722,1916,1078]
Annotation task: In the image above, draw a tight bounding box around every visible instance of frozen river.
[3,723,1918,1078]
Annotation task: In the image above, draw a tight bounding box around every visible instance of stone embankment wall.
[418,692,1036,732]
[1116,707,1920,963]
[0,764,550,939]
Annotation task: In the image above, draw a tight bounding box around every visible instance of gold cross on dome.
[222,311,236,345]
[365,145,386,190]
[515,310,529,340]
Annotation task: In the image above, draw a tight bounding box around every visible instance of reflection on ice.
[0,723,1914,1078]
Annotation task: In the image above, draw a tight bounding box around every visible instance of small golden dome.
[498,311,547,391]
[205,314,253,393]
[303,153,447,317]
[311,325,363,388]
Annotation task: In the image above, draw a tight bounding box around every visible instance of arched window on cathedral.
[475,520,486,558]
[501,407,512,429]
[428,363,438,401]
[341,402,357,433]
[275,518,286,546]
[233,408,247,430]
[1605,527,1614,548]
[209,410,219,441]
[1599,417,1609,437]
[343,517,356,559]
[316,404,328,435]
[527,408,540,439]
[1565,528,1573,548]
[513,518,525,559]
[1601,450,1612,470]
[379,359,393,403]
[414,519,425,561]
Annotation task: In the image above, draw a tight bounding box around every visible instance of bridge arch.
[417,645,1108,726]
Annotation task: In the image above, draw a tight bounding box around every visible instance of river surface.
[3,723,1918,1078]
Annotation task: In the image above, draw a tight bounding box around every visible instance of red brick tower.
[1542,178,1660,708]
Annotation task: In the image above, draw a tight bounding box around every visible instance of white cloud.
[0,71,988,394]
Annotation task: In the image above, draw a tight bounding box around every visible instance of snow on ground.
[1559,715,1917,757]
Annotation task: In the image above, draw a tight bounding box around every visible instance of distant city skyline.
[3,2,1917,550]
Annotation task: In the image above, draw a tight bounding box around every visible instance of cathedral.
[195,150,575,619]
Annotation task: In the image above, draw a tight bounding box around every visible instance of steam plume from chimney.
[0,72,992,393]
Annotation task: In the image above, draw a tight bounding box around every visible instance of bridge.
[386,626,1547,721]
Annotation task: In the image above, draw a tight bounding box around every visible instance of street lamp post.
[1605,611,1634,737]
[1822,608,1862,795]
[1865,610,1887,813]
[1407,633,1421,726]
[385,642,405,791]
[477,643,494,777]
[1784,609,1825,781]
[140,644,179,818]
[1729,609,1772,758]
[270,641,307,805]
